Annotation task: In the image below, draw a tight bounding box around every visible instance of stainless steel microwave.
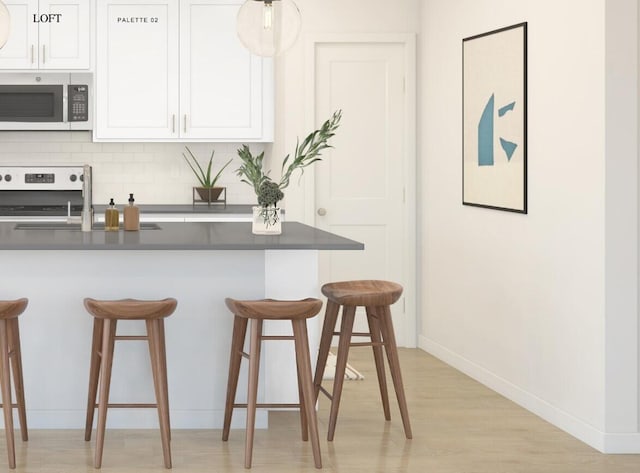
[0,73,92,130]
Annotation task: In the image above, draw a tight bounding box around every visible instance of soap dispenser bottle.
[104,198,119,231]
[124,193,140,231]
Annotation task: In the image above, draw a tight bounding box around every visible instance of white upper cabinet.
[96,0,179,139]
[0,0,91,70]
[0,1,38,69]
[95,0,273,142]
[179,0,266,140]
[39,0,91,69]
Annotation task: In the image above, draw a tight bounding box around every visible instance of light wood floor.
[2,348,640,472]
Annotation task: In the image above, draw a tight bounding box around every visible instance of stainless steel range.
[0,165,90,221]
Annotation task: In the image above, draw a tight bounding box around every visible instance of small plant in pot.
[182,146,232,203]
[236,110,342,234]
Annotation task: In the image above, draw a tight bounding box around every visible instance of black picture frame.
[462,22,528,214]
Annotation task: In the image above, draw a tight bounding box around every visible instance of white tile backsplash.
[0,131,262,206]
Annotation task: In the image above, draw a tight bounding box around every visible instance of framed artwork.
[463,22,527,213]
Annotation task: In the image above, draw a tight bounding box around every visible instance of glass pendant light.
[0,1,10,49]
[237,0,301,57]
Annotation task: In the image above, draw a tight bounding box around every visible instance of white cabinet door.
[0,0,39,69]
[38,0,91,69]
[0,0,90,70]
[95,0,273,141]
[95,0,179,139]
[179,0,267,140]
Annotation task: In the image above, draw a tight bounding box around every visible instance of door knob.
[317,208,327,216]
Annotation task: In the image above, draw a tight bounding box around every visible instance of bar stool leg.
[365,306,391,420]
[378,305,412,439]
[146,319,172,469]
[95,319,117,469]
[156,320,171,442]
[295,339,308,442]
[222,316,248,441]
[292,319,322,469]
[327,305,356,441]
[85,319,104,441]
[8,318,28,441]
[0,320,15,469]
[245,318,263,469]
[313,300,340,401]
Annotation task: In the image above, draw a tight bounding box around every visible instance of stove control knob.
[4,174,11,182]
[0,175,2,182]
[79,174,84,182]
[70,174,77,182]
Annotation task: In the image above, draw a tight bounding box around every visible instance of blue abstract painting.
[463,22,527,213]
[478,94,518,166]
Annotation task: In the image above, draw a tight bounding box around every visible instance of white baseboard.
[419,335,640,454]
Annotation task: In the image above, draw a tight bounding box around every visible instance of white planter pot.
[252,206,282,235]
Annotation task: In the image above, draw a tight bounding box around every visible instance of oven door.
[0,84,68,130]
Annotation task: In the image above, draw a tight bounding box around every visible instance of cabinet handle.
[172,114,176,133]
[30,45,34,64]
[42,44,45,64]
[183,114,187,133]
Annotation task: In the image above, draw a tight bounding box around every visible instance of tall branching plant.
[236,109,343,208]
[278,110,342,191]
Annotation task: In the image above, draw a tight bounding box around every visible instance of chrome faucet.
[81,164,93,232]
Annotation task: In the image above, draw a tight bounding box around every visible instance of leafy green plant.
[182,146,232,188]
[236,146,269,195]
[236,109,343,208]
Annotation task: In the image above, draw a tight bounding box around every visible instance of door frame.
[303,33,417,347]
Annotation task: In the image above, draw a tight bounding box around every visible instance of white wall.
[420,0,639,453]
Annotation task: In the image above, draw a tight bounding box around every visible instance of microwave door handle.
[42,45,45,64]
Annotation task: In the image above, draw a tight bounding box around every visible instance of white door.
[0,0,38,69]
[180,0,266,140]
[312,37,416,347]
[39,0,91,69]
[95,0,179,140]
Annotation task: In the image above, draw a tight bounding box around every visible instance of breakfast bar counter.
[0,221,360,250]
[0,221,363,430]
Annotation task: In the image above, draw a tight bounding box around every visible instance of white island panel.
[1,249,319,429]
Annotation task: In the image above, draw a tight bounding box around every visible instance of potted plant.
[236,110,342,234]
[182,146,233,203]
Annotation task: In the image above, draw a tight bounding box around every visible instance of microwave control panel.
[68,84,88,122]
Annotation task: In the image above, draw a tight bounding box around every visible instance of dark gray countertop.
[0,221,364,251]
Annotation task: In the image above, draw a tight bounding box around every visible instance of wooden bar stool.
[222,298,323,469]
[0,298,28,469]
[313,280,412,441]
[83,297,177,469]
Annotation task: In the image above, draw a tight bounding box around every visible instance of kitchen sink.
[14,222,162,231]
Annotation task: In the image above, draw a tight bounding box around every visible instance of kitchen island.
[0,221,363,430]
